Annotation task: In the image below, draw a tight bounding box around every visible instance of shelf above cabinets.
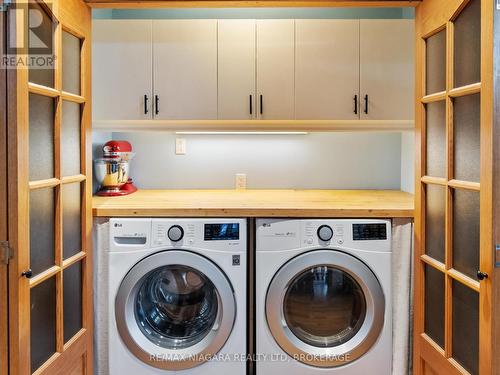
[93,18,415,131]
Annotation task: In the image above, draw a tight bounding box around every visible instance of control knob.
[168,225,184,242]
[317,225,333,242]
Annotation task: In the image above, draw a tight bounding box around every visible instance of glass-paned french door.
[8,0,92,374]
[414,0,494,374]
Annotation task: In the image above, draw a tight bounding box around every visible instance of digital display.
[353,223,387,241]
[204,223,240,241]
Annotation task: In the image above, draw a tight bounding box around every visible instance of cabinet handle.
[354,95,358,115]
[155,95,160,116]
[144,95,149,115]
[364,94,369,115]
[250,95,253,115]
[260,95,263,115]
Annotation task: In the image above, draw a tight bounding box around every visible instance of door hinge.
[0,241,12,265]
[0,0,12,12]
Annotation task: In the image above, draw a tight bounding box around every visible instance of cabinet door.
[295,20,360,120]
[218,20,256,120]
[93,20,153,120]
[360,19,414,120]
[153,20,218,120]
[256,20,295,120]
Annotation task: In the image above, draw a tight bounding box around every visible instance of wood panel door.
[360,19,414,120]
[295,19,360,120]
[92,20,153,121]
[0,8,8,375]
[7,0,93,374]
[153,19,218,120]
[256,19,295,120]
[413,0,495,374]
[218,19,256,120]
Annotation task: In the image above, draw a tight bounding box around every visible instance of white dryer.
[108,218,247,375]
[256,219,392,374]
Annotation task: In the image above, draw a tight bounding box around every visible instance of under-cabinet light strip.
[175,131,309,135]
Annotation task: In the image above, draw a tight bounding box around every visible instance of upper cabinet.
[295,20,360,120]
[93,18,414,123]
[218,20,295,120]
[360,20,415,120]
[256,20,295,120]
[218,20,256,120]
[93,20,153,120]
[153,20,218,120]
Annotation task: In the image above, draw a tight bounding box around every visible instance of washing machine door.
[266,249,385,368]
[115,250,236,370]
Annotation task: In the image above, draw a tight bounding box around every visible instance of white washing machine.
[108,218,247,375]
[256,219,392,374]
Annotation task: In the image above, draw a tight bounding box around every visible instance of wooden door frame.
[0,7,9,375]
[413,0,496,374]
[493,3,500,375]
[7,0,93,374]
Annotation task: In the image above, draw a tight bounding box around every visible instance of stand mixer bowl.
[95,158,130,192]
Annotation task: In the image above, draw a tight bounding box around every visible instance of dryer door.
[115,250,236,370]
[266,250,385,368]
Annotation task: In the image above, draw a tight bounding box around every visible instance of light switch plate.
[175,138,186,155]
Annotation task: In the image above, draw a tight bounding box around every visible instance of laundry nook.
[0,1,497,375]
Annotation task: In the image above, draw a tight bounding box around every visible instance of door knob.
[21,269,33,279]
[477,271,488,281]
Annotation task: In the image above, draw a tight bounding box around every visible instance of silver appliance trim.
[265,249,385,368]
[115,250,236,370]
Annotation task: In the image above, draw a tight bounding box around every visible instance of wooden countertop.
[93,189,414,218]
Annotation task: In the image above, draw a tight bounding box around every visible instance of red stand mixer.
[95,140,138,196]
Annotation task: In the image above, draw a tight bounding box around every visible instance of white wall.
[93,132,404,190]
[400,131,415,193]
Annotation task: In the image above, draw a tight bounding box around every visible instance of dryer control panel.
[256,219,391,253]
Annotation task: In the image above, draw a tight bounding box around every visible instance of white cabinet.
[360,20,414,120]
[295,20,360,120]
[93,18,414,124]
[153,20,218,120]
[218,20,256,120]
[92,20,153,120]
[256,20,295,120]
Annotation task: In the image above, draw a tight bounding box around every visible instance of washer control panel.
[152,219,246,252]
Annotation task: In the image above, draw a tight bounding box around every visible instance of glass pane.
[283,266,366,348]
[31,277,56,372]
[63,183,82,260]
[426,30,446,95]
[61,101,81,177]
[28,1,55,87]
[452,281,479,375]
[64,261,83,343]
[425,184,446,263]
[135,265,218,350]
[29,94,54,181]
[454,0,481,88]
[30,188,55,276]
[454,94,480,182]
[424,265,445,348]
[453,189,480,279]
[62,31,81,95]
[426,101,446,178]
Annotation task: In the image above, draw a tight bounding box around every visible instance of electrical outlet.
[175,138,186,155]
[235,174,247,190]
